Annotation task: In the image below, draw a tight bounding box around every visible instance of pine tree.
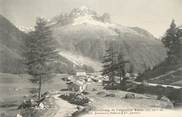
[162,20,180,64]
[117,53,129,88]
[24,18,58,99]
[176,26,182,59]
[102,45,117,86]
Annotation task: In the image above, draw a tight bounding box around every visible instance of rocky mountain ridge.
[49,7,167,73]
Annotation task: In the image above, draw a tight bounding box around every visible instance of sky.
[0,0,182,37]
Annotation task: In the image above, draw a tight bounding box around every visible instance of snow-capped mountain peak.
[17,26,34,33]
[50,6,112,27]
[70,6,97,18]
[70,6,115,28]
[72,15,115,28]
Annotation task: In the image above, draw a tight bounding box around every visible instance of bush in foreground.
[59,93,90,106]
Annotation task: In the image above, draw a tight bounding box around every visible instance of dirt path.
[150,67,182,81]
[51,95,78,117]
[41,94,78,117]
[130,80,182,89]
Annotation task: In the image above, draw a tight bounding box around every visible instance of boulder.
[124,93,135,99]
[157,96,174,109]
[96,91,106,96]
[105,93,116,97]
[160,96,171,103]
[39,103,45,110]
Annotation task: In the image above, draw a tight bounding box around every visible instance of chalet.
[76,71,86,77]
[125,73,138,80]
[67,80,88,93]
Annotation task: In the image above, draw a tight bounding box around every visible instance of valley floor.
[1,73,182,117]
[46,90,180,117]
[43,81,177,117]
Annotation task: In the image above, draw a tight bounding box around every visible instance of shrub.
[59,93,90,106]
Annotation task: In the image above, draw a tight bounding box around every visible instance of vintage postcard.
[0,0,182,117]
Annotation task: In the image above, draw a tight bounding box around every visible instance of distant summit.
[49,7,167,73]
[50,6,111,26]
[70,6,97,18]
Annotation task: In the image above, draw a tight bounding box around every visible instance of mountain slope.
[0,15,25,73]
[59,51,102,71]
[50,7,167,73]
[0,15,93,74]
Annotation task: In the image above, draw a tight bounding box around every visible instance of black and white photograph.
[0,0,182,117]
